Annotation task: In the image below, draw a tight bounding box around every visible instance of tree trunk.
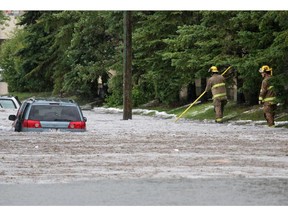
[236,73,246,104]
[201,78,208,102]
[187,82,197,103]
[123,11,132,120]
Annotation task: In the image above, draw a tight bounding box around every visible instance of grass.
[139,100,267,121]
[167,101,288,128]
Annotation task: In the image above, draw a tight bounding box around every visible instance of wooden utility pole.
[123,11,132,120]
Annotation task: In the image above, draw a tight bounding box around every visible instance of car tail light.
[22,120,42,128]
[68,121,86,129]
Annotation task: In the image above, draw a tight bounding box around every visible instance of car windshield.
[0,99,17,109]
[28,105,81,121]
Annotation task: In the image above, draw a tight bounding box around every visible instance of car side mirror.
[8,115,16,121]
[83,117,87,122]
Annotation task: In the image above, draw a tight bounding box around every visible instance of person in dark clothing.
[258,65,277,127]
[205,66,228,123]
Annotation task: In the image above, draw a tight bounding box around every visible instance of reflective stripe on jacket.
[205,74,227,101]
[259,77,276,105]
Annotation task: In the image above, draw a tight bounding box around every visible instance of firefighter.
[258,65,277,127]
[205,66,228,123]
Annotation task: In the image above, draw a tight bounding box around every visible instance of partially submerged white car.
[0,95,21,110]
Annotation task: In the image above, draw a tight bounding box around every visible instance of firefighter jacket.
[259,76,276,105]
[205,73,227,101]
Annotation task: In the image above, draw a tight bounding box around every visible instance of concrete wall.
[0,82,8,95]
[0,16,17,40]
[0,11,24,41]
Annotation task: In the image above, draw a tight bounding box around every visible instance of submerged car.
[0,95,21,109]
[8,98,87,132]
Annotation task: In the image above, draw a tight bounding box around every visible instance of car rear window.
[0,99,17,109]
[28,105,81,121]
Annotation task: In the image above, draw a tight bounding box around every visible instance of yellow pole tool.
[174,65,232,122]
[220,65,232,76]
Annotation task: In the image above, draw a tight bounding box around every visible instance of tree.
[164,11,288,105]
[62,11,121,99]
[1,11,287,107]
[132,11,197,106]
[16,11,61,92]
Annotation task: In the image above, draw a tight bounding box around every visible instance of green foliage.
[164,11,288,105]
[0,29,27,91]
[132,11,197,105]
[0,11,9,25]
[105,72,123,107]
[62,11,121,98]
[131,72,155,107]
[15,11,62,92]
[1,11,288,108]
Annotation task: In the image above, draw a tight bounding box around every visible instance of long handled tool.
[220,65,232,76]
[174,90,207,122]
[174,65,232,122]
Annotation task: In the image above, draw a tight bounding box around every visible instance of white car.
[0,95,21,109]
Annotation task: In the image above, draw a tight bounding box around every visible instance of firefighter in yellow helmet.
[205,66,228,123]
[258,65,277,127]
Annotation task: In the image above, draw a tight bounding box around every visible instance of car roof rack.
[27,97,75,103]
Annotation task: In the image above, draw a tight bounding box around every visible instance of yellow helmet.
[208,66,219,73]
[259,65,272,74]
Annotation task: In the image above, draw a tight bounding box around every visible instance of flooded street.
[1,178,288,205]
[1,108,288,205]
